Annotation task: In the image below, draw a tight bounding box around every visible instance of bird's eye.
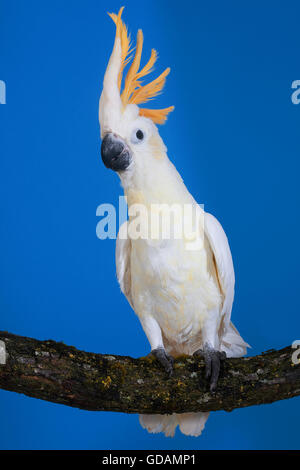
[136,129,144,140]
[131,128,145,144]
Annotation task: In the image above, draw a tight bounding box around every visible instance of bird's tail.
[221,321,250,358]
[139,412,210,437]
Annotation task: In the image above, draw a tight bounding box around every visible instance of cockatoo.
[99,7,249,437]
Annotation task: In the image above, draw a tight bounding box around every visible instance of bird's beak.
[101,133,132,172]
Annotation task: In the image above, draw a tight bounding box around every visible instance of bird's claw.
[151,347,174,377]
[193,345,226,392]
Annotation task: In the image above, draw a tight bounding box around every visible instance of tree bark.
[0,330,299,414]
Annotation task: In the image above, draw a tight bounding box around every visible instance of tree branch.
[0,330,299,414]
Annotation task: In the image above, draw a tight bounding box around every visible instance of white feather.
[116,209,249,437]
[204,212,250,356]
[116,221,133,308]
[204,212,235,330]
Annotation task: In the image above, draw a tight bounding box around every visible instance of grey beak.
[101,133,132,172]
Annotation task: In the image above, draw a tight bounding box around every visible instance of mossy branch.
[0,331,299,414]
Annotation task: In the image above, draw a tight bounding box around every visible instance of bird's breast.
[130,237,221,344]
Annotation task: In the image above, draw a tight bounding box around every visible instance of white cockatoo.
[99,8,249,437]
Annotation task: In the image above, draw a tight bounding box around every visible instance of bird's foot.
[193,344,226,392]
[151,347,174,377]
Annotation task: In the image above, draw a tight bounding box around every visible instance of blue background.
[0,0,299,450]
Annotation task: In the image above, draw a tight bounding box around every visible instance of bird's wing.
[116,221,133,308]
[204,212,235,328]
[205,212,250,356]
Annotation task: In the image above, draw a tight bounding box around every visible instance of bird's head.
[99,7,174,187]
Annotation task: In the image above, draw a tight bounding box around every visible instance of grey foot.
[151,347,174,377]
[193,345,226,392]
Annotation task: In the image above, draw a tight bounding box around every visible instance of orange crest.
[108,7,174,124]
